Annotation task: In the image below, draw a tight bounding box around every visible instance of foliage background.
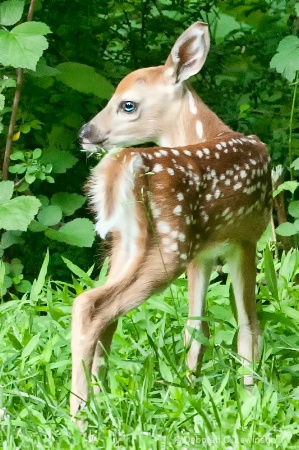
[0,1,299,448]
[0,0,299,293]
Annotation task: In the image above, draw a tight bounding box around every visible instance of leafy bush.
[1,0,299,287]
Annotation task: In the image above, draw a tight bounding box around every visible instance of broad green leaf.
[291,157,299,171]
[51,192,86,216]
[0,230,22,249]
[37,205,62,227]
[288,200,299,218]
[32,148,42,159]
[45,218,95,247]
[0,196,41,231]
[207,10,241,44]
[22,333,40,359]
[56,62,114,99]
[273,181,299,197]
[276,222,298,237]
[270,36,299,82]
[31,57,59,77]
[0,180,14,203]
[41,150,78,174]
[0,0,24,26]
[0,22,51,70]
[28,220,47,232]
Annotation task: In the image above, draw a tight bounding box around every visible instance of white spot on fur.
[171,149,180,156]
[173,205,182,215]
[196,150,203,158]
[178,232,185,242]
[177,192,184,201]
[157,220,170,234]
[234,182,242,190]
[187,89,198,115]
[167,168,174,176]
[153,163,163,173]
[184,149,192,156]
[196,120,203,139]
[170,242,178,251]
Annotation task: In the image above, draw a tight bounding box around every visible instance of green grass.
[0,246,299,449]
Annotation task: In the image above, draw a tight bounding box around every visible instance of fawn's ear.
[164,22,210,85]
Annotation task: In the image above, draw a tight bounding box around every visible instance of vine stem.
[2,0,36,181]
[289,70,299,182]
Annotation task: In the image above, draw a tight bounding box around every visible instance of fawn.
[71,22,272,417]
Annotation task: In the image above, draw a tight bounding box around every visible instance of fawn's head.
[79,22,210,152]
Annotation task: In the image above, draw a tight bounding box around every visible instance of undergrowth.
[0,245,299,449]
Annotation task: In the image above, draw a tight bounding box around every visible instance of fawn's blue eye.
[120,101,137,113]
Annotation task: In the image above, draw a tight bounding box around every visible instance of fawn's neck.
[157,87,232,147]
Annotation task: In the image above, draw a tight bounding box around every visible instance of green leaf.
[0,180,14,203]
[31,57,59,77]
[0,196,41,231]
[0,0,24,26]
[288,200,299,219]
[30,250,49,300]
[28,220,47,232]
[56,62,114,99]
[41,150,78,174]
[22,333,40,359]
[32,148,42,159]
[0,22,51,70]
[51,192,86,216]
[263,246,278,301]
[0,93,4,110]
[158,359,173,383]
[62,257,94,287]
[45,218,95,247]
[0,230,22,249]
[273,181,299,197]
[276,222,298,237]
[291,157,299,171]
[270,36,299,82]
[37,205,62,227]
[10,150,25,161]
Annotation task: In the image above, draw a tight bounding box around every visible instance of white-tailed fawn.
[71,22,272,418]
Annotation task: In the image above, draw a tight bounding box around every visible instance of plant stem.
[2,69,23,180]
[2,0,37,181]
[289,70,299,182]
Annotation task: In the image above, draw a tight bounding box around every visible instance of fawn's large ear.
[164,22,210,85]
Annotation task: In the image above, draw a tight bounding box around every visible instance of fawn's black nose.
[79,123,96,141]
